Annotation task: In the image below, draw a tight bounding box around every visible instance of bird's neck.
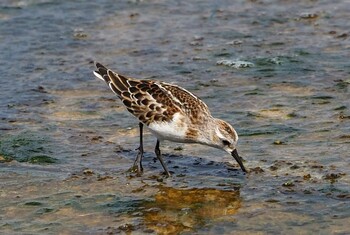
[190,117,219,148]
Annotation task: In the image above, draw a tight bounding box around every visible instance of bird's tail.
[93,62,130,97]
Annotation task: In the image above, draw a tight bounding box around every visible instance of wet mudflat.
[0,0,349,234]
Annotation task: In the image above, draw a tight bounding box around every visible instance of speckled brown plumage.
[160,83,211,124]
[94,62,209,126]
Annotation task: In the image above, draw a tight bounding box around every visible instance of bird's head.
[211,119,247,172]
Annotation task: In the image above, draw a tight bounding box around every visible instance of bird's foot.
[128,164,143,176]
[128,156,144,176]
[128,147,144,176]
[161,170,172,177]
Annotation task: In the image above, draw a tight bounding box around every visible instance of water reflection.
[141,186,241,234]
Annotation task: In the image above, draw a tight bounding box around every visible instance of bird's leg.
[154,139,171,177]
[131,122,144,175]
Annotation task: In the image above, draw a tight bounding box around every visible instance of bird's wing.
[93,62,182,125]
[158,82,211,121]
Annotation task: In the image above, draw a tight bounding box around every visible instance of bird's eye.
[222,140,230,146]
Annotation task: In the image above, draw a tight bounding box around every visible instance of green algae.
[28,155,57,164]
[0,132,57,164]
[24,201,43,206]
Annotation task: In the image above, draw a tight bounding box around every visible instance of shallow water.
[1,0,349,234]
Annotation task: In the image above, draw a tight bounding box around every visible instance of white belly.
[147,113,189,143]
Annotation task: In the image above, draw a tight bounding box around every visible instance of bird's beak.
[231,149,247,172]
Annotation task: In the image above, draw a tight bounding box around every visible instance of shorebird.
[93,62,247,176]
